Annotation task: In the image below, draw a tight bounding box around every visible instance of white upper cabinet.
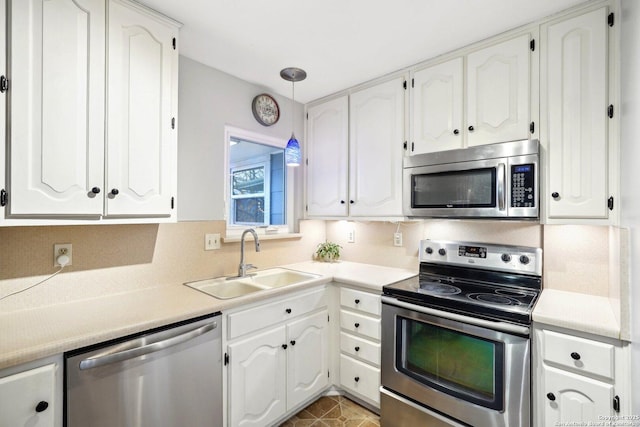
[409,33,532,155]
[5,0,179,222]
[349,77,405,217]
[305,76,405,218]
[411,58,463,154]
[543,6,611,220]
[306,96,349,217]
[8,0,106,216]
[106,0,178,217]
[467,34,532,147]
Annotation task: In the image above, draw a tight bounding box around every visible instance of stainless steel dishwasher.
[65,313,222,427]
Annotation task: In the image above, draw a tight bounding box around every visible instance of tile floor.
[280,395,380,427]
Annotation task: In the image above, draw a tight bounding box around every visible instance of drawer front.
[340,287,381,316]
[340,332,381,366]
[340,354,380,405]
[340,310,380,341]
[228,287,327,339]
[542,329,614,380]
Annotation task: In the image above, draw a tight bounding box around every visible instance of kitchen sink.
[184,268,321,299]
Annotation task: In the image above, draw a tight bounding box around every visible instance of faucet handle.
[245,264,258,271]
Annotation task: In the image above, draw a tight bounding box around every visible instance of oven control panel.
[420,239,542,276]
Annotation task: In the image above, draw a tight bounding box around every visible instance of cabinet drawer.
[340,288,381,316]
[340,354,380,405]
[340,332,381,366]
[542,330,614,380]
[340,310,380,341]
[228,287,327,339]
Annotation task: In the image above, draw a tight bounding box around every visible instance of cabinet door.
[306,96,349,216]
[349,77,405,216]
[286,310,329,410]
[545,7,609,219]
[106,0,177,217]
[8,0,105,216]
[543,365,614,424]
[411,58,463,154]
[0,363,57,427]
[467,34,531,147]
[228,326,287,427]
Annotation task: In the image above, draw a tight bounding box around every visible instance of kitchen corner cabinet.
[226,287,329,427]
[542,5,617,222]
[339,286,382,408]
[410,33,532,155]
[533,325,630,425]
[0,355,63,427]
[5,0,179,221]
[305,75,405,218]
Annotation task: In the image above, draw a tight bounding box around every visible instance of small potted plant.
[315,241,342,262]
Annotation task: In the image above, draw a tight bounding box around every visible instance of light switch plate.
[205,233,221,250]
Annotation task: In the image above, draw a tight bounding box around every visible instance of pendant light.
[280,67,307,167]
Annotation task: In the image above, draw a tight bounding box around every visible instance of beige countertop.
[532,289,621,340]
[0,261,416,370]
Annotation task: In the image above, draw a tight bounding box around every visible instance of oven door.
[381,296,530,427]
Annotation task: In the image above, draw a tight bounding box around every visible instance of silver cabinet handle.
[79,322,217,370]
[497,163,506,211]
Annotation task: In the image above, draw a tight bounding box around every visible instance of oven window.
[396,316,504,410]
[412,168,495,208]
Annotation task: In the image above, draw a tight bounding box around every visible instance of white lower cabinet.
[338,286,382,408]
[0,355,63,427]
[226,287,329,427]
[534,325,630,425]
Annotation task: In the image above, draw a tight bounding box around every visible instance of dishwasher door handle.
[79,322,217,370]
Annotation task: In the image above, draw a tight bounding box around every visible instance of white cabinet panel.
[467,34,531,146]
[306,96,349,216]
[0,363,58,427]
[106,0,177,217]
[228,326,287,427]
[340,354,381,405]
[545,7,609,219]
[8,0,105,216]
[411,58,463,154]
[286,310,329,410]
[349,77,404,216]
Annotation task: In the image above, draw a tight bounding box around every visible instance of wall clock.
[251,93,280,126]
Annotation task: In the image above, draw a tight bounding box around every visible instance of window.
[225,126,290,231]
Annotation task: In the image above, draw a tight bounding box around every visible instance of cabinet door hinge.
[306,158,309,166]
[411,142,415,152]
[608,104,614,119]
[403,141,407,150]
[608,13,615,27]
[403,80,407,90]
[613,395,620,412]
[305,204,308,212]
[0,189,7,207]
[306,112,308,120]
[411,78,414,88]
[171,117,176,129]
[172,37,177,50]
[0,75,8,93]
[328,370,330,378]
[171,196,175,209]
[224,352,229,366]
[327,314,330,322]
[530,121,535,134]
[608,196,614,211]
[530,39,535,52]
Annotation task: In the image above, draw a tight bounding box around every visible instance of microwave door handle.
[497,163,506,211]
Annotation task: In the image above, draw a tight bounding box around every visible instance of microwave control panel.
[511,164,535,207]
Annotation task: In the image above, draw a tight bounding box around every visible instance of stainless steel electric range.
[380,239,542,427]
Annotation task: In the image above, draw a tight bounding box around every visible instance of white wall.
[620,0,640,414]
[177,56,305,221]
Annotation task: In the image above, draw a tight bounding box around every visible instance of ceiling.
[137,0,589,104]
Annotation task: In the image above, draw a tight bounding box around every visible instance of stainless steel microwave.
[403,139,539,219]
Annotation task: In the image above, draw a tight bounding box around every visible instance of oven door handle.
[381,295,530,336]
[497,162,506,211]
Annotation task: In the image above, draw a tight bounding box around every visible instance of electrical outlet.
[205,233,221,250]
[54,243,72,266]
[394,232,403,247]
[347,229,355,243]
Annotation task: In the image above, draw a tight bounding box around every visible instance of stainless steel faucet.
[237,228,260,277]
